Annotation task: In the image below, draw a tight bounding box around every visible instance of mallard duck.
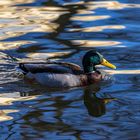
[17,50,116,88]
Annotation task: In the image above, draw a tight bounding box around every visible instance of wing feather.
[19,61,83,74]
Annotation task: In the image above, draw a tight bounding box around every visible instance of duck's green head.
[82,50,116,73]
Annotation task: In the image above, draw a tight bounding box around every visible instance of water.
[0,0,140,139]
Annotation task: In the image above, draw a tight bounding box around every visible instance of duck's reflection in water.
[84,85,116,117]
[19,84,116,118]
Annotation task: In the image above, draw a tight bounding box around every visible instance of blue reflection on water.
[0,0,140,139]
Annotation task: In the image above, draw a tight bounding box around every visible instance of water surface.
[0,0,140,140]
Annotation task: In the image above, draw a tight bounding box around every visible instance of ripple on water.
[0,0,140,140]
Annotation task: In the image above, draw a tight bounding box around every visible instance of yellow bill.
[101,58,116,69]
[104,98,117,104]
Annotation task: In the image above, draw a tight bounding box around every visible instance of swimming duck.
[17,50,116,88]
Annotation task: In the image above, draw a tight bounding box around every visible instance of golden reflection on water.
[28,50,75,59]
[1,0,137,60]
[69,25,125,32]
[0,95,37,105]
[72,40,121,47]
[76,9,95,14]
[0,95,37,122]
[86,1,140,10]
[71,15,110,21]
[0,110,19,122]
[0,0,34,6]
[0,41,35,50]
[105,70,140,75]
[0,0,132,52]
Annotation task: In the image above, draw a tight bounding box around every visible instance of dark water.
[0,0,140,140]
